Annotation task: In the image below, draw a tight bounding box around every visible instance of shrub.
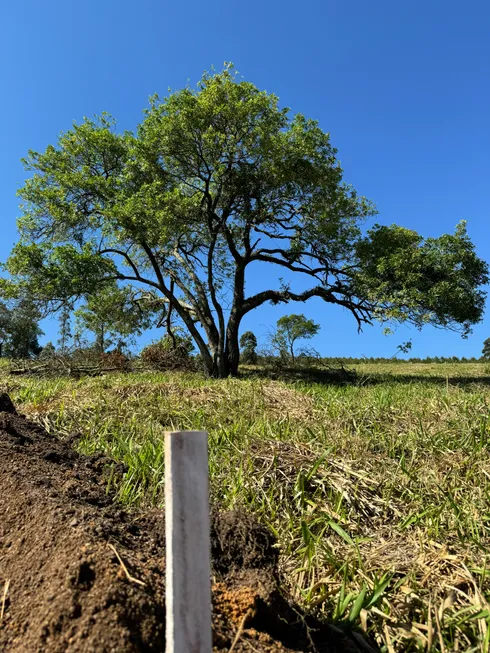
[100,349,129,371]
[140,335,194,371]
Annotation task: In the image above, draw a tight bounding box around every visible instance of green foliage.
[74,284,157,353]
[0,302,10,356]
[273,314,320,364]
[1,296,43,359]
[354,222,488,336]
[239,330,258,364]
[482,338,490,360]
[2,65,487,376]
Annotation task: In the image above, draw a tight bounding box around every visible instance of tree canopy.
[274,314,320,364]
[2,65,487,376]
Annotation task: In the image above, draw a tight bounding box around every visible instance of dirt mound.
[0,397,375,652]
[0,393,16,414]
[211,511,278,575]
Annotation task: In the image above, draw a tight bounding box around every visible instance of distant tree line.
[318,355,485,364]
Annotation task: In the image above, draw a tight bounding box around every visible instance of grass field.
[3,361,490,652]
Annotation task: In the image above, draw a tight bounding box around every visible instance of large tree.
[1,66,487,376]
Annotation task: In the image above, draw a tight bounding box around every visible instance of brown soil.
[0,393,376,652]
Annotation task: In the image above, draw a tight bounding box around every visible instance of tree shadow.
[241,365,490,389]
[241,365,358,386]
[360,374,490,389]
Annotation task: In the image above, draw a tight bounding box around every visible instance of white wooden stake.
[165,431,212,653]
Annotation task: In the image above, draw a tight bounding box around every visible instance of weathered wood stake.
[165,431,212,653]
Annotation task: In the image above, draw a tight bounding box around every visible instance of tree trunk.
[221,260,246,378]
[201,322,240,379]
[208,356,231,378]
[96,326,105,354]
[213,350,229,378]
[224,316,241,377]
[198,341,218,378]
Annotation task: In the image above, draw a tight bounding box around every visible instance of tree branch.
[206,228,226,352]
[172,246,220,346]
[99,248,143,280]
[242,285,374,331]
[251,253,325,280]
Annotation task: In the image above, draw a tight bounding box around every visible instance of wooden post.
[165,431,212,653]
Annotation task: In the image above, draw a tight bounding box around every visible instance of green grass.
[3,362,490,651]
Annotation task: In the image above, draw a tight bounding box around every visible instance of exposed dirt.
[0,393,375,652]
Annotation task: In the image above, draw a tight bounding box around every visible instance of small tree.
[57,303,73,353]
[482,338,490,360]
[273,314,320,365]
[40,341,56,359]
[0,302,10,357]
[74,285,157,353]
[239,331,258,364]
[3,296,43,359]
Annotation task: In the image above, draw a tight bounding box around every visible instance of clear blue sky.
[1,0,489,357]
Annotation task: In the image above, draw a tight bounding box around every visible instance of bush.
[140,335,195,371]
[241,349,258,364]
[100,349,129,371]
